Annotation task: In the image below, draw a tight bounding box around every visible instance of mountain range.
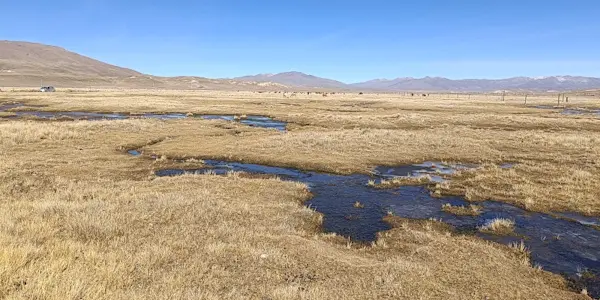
[2,40,600,92]
[235,73,600,92]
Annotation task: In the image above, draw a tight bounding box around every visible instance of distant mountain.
[234,71,348,89]
[350,76,600,92]
[233,71,600,92]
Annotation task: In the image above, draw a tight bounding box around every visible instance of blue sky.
[1,0,599,82]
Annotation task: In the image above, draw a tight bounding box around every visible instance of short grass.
[0,90,595,299]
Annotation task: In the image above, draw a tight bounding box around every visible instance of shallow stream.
[0,103,287,131]
[151,159,600,296]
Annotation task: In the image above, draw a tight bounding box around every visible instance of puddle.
[150,158,599,296]
[12,111,130,120]
[143,113,188,120]
[535,105,563,110]
[374,161,478,183]
[500,162,516,169]
[561,109,600,116]
[0,104,287,131]
[376,161,479,176]
[127,150,142,156]
[10,111,187,121]
[0,103,24,111]
[3,110,128,120]
[198,115,287,131]
[533,105,600,116]
[199,115,236,121]
[555,212,600,227]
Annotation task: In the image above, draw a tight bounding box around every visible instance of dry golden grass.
[441,203,482,216]
[480,218,516,235]
[0,90,596,299]
[3,91,599,215]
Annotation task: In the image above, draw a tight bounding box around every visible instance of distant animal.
[422,94,427,97]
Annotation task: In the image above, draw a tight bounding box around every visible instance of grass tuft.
[441,203,482,216]
[480,218,516,235]
[368,175,431,189]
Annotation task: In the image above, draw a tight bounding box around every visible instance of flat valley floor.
[0,90,598,299]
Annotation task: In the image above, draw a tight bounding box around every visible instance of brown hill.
[0,41,287,90]
[0,41,140,78]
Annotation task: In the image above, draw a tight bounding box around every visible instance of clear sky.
[1,0,599,82]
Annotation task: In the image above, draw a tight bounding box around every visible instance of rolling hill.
[0,41,285,90]
[0,41,140,78]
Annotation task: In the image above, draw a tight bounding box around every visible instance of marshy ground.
[0,89,598,299]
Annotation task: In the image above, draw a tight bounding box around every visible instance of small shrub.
[369,176,431,189]
[441,203,482,216]
[479,218,515,235]
[353,201,364,209]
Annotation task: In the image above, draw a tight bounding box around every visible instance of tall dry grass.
[479,218,516,235]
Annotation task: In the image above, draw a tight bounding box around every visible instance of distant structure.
[40,86,55,92]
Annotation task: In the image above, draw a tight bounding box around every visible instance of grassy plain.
[5,89,598,214]
[0,90,597,299]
